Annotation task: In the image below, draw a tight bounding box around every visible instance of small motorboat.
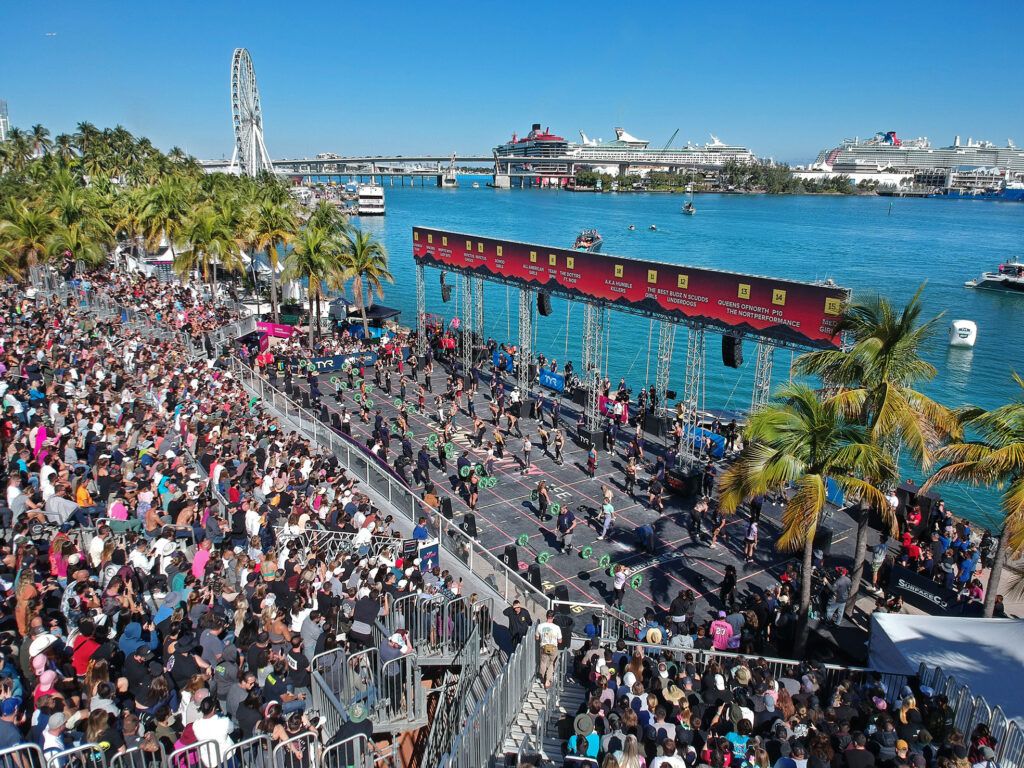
[649,224,657,231]
[965,260,1024,292]
[682,201,696,216]
[471,182,480,189]
[628,224,636,231]
[573,229,603,252]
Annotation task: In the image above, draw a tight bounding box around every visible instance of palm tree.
[719,383,893,656]
[924,374,1024,617]
[174,205,240,288]
[52,134,78,166]
[792,287,958,616]
[337,227,393,337]
[0,201,57,273]
[30,124,52,157]
[308,199,346,232]
[283,225,336,345]
[73,121,99,155]
[141,175,192,260]
[247,197,297,322]
[47,223,107,269]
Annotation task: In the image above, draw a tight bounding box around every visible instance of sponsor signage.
[888,565,957,613]
[284,351,379,373]
[538,368,565,392]
[413,228,850,349]
[257,321,299,339]
[418,538,440,572]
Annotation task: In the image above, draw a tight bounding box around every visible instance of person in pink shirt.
[710,610,734,651]
[191,539,212,582]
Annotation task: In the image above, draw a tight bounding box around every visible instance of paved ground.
[281,357,864,641]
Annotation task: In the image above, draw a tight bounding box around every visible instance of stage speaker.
[666,389,677,400]
[284,380,293,395]
[644,413,666,438]
[553,585,570,611]
[537,292,553,316]
[813,526,834,558]
[528,363,538,383]
[572,387,589,407]
[461,513,478,538]
[441,284,452,303]
[300,392,311,409]
[319,405,330,422]
[331,412,342,430]
[526,563,542,590]
[722,335,743,368]
[440,496,454,520]
[578,427,596,447]
[502,544,518,569]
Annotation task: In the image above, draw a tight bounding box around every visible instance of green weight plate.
[581,546,593,559]
[353,393,362,403]
[475,463,485,476]
[329,376,339,385]
[459,466,471,478]
[341,362,351,372]
[391,424,401,435]
[530,490,539,501]
[517,534,529,547]
[483,477,497,489]
[631,574,643,590]
[406,430,415,439]
[549,502,561,515]
[426,433,438,448]
[537,552,551,564]
[599,554,611,569]
[340,381,349,389]
[444,442,456,458]
[364,399,373,408]
[394,398,403,408]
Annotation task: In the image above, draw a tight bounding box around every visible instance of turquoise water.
[352,177,1024,529]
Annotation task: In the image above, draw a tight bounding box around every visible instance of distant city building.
[0,101,9,143]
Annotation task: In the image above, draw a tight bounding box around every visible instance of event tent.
[869,613,1024,723]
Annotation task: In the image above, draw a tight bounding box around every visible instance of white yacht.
[357,184,385,216]
[964,260,1024,293]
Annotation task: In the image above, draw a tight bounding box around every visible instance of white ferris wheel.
[229,48,275,177]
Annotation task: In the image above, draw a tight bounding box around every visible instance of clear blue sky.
[3,1,1023,164]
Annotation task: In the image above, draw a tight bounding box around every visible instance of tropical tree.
[52,134,77,165]
[792,287,958,616]
[30,124,52,157]
[47,223,108,269]
[174,205,241,288]
[246,196,297,322]
[308,199,346,233]
[142,175,193,259]
[337,227,393,337]
[924,374,1024,617]
[283,225,336,345]
[0,201,57,273]
[718,383,893,656]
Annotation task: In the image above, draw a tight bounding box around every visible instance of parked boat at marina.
[573,229,603,252]
[965,260,1024,292]
[357,184,386,216]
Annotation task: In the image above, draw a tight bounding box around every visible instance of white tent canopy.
[869,613,1024,723]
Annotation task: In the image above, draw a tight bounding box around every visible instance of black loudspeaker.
[722,335,743,368]
[813,526,834,558]
[461,513,478,538]
[502,544,518,568]
[528,363,538,382]
[537,292,552,316]
[553,585,570,611]
[441,284,452,303]
[644,413,666,437]
[319,405,330,422]
[284,380,293,395]
[578,427,596,446]
[331,412,342,430]
[300,392,311,409]
[553,614,573,649]
[666,389,677,400]
[440,496,454,520]
[572,387,589,407]
[526,564,542,590]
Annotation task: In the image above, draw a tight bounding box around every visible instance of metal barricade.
[272,732,318,768]
[45,744,105,768]
[0,743,45,768]
[166,740,220,768]
[321,735,375,768]
[1000,719,1024,768]
[219,735,273,768]
[108,746,165,768]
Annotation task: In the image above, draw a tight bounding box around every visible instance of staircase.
[500,675,587,766]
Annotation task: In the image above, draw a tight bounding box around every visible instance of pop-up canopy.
[869,613,1024,724]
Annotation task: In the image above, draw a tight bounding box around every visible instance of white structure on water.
[228,48,275,177]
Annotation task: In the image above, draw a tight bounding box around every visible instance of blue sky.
[3,1,1023,164]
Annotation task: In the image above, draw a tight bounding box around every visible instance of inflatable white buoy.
[949,320,977,348]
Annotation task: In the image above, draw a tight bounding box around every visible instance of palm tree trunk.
[308,289,315,347]
[983,531,1007,618]
[315,291,322,343]
[267,246,280,323]
[794,534,815,658]
[360,304,370,339]
[845,504,870,618]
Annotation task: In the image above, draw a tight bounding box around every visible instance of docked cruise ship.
[570,128,756,171]
[493,123,756,177]
[814,131,1024,174]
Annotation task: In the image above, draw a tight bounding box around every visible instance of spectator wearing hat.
[566,713,600,758]
[0,697,24,751]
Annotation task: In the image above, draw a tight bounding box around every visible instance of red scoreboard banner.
[413,227,850,350]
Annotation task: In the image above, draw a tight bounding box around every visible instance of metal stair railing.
[422,626,483,767]
[383,593,494,663]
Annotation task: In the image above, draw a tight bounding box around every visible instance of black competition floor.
[284,362,860,628]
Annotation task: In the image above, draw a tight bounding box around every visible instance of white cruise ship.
[815,131,1024,173]
[570,128,756,171]
[356,184,385,216]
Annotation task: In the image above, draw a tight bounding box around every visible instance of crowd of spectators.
[0,273,466,765]
[552,639,1001,768]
